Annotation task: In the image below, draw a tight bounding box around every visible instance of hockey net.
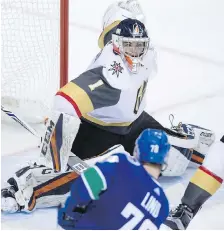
[1,0,68,123]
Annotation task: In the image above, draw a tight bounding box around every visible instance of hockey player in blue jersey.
[58,128,170,230]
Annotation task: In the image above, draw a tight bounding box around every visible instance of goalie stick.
[67,144,122,175]
[67,154,90,174]
[1,105,40,139]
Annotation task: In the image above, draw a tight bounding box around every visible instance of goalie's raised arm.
[98,0,146,49]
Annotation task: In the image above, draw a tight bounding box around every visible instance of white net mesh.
[1,0,61,123]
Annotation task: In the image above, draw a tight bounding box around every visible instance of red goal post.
[60,0,69,88]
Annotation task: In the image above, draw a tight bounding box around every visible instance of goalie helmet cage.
[1,0,69,123]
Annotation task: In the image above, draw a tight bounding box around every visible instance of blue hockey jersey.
[58,153,169,230]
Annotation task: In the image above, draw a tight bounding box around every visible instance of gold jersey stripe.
[83,113,132,127]
[58,82,94,115]
[190,168,222,195]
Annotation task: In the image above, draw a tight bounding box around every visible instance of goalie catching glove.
[162,115,215,176]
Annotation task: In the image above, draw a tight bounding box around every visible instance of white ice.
[1,0,224,229]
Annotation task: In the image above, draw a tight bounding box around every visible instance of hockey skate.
[164,203,194,230]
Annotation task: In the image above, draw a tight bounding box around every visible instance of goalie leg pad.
[40,111,80,172]
[2,163,78,213]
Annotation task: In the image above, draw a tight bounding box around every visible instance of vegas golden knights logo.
[134,81,147,114]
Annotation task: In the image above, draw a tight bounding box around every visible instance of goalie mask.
[112,18,150,74]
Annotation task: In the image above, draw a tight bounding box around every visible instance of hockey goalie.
[1,0,215,214]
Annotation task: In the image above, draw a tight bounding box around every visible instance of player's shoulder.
[98,151,140,167]
[92,152,133,182]
[110,152,142,170]
[68,42,125,92]
[97,152,141,180]
[92,43,131,90]
[149,176,169,205]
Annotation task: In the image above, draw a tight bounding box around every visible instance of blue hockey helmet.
[112,18,150,73]
[134,129,170,165]
[113,18,148,38]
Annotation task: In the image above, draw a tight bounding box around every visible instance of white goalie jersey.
[55,42,157,135]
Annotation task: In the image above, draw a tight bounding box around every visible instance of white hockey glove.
[162,115,215,176]
[39,110,80,172]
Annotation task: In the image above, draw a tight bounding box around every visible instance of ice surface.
[1,0,224,229]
